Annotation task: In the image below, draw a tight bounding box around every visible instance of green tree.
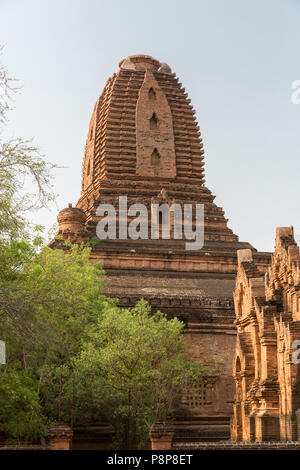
[0,45,56,239]
[0,242,111,442]
[1,243,109,369]
[0,368,47,444]
[72,300,208,449]
[0,47,59,444]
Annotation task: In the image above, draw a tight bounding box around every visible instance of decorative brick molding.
[231,227,300,442]
[173,441,300,450]
[136,69,176,178]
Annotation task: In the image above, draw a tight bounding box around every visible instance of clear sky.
[1,0,299,252]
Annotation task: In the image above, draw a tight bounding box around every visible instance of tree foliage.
[0,242,109,442]
[72,300,208,449]
[0,46,56,239]
[0,368,46,443]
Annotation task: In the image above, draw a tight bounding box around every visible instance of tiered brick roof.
[81,54,204,192]
[75,55,245,250]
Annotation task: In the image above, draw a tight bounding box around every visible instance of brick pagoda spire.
[51,55,271,445]
[74,54,237,246]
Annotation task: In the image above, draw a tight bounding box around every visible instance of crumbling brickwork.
[231,227,300,442]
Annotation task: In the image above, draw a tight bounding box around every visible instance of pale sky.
[1,0,299,252]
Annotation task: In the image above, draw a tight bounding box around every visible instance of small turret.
[57,203,86,234]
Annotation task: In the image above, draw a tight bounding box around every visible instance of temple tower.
[232,227,300,442]
[51,55,270,444]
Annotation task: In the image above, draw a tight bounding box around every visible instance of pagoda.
[51,55,271,445]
